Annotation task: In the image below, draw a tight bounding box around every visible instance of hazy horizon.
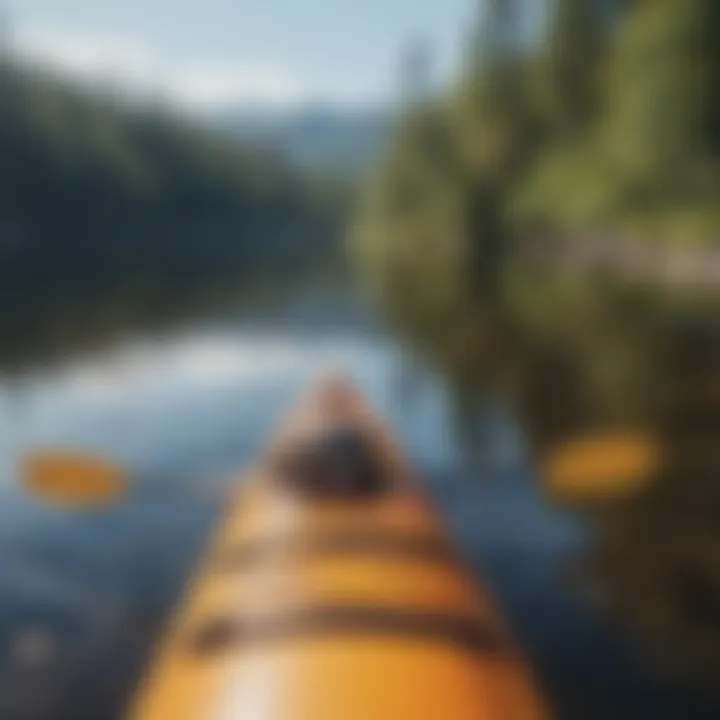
[3,0,477,111]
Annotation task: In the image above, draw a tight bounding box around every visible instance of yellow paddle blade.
[21,451,127,508]
[544,430,662,502]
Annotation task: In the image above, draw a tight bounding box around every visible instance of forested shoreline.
[352,0,720,456]
[355,0,720,316]
[0,57,346,367]
[353,0,720,687]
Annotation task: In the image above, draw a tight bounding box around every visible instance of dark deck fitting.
[272,426,388,500]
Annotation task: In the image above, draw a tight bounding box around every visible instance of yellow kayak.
[132,379,548,720]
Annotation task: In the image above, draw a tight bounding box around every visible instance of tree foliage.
[354,0,720,687]
[0,60,307,227]
[355,0,720,333]
[0,58,339,366]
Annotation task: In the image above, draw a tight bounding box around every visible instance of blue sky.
[6,0,477,108]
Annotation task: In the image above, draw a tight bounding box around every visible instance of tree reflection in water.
[387,270,720,689]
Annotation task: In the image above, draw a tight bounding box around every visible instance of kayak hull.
[132,380,547,720]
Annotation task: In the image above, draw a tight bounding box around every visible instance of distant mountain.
[212,104,391,174]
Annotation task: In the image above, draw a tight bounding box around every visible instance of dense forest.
[0,56,344,366]
[355,0,720,324]
[354,0,720,689]
[353,0,720,411]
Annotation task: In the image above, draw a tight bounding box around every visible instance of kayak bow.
[132,379,547,719]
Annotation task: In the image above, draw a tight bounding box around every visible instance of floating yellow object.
[132,379,548,720]
[544,430,662,501]
[22,451,126,508]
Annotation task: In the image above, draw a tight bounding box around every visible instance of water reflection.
[0,279,718,718]
[383,267,720,700]
[0,307,463,718]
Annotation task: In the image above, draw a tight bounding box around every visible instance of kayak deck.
[132,379,547,719]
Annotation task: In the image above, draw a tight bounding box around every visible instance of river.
[0,284,717,719]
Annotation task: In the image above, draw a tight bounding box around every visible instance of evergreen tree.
[540,0,605,135]
[455,0,532,183]
[601,0,720,203]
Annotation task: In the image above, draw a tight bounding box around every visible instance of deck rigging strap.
[218,530,455,570]
[190,603,510,660]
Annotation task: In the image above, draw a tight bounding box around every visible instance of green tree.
[600,0,720,204]
[538,0,607,135]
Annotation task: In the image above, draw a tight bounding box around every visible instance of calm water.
[0,289,717,719]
